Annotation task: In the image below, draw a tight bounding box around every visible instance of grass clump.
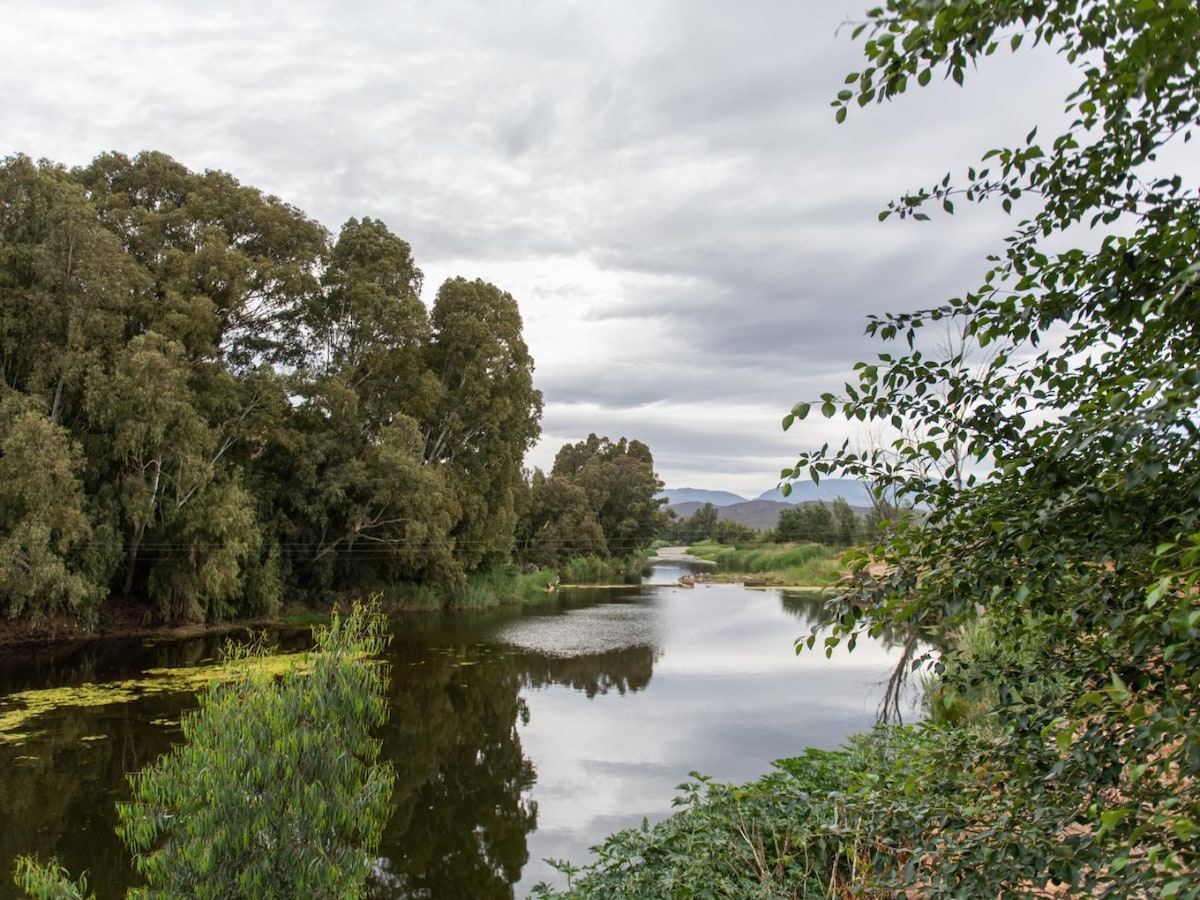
[558,554,649,585]
[687,542,845,586]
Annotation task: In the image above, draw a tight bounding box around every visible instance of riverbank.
[0,556,651,652]
[680,540,847,589]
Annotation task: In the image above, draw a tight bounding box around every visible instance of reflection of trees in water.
[378,645,536,899]
[373,639,659,897]
[779,589,934,724]
[0,627,313,694]
[519,643,657,698]
[779,589,922,652]
[0,625,659,900]
[0,692,190,896]
[778,589,833,626]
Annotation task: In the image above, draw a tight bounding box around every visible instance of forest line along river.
[0,559,913,899]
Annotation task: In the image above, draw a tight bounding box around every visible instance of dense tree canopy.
[424,278,543,573]
[784,1,1200,895]
[516,434,668,568]
[0,152,542,626]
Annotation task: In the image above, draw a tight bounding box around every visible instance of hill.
[668,498,794,532]
[756,479,872,506]
[659,487,748,507]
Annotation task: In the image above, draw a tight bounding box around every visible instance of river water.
[0,561,910,898]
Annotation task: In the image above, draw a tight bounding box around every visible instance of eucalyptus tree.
[269,217,459,597]
[272,392,460,599]
[0,156,143,620]
[74,151,328,370]
[311,217,436,431]
[550,434,668,556]
[0,155,142,429]
[0,402,101,623]
[63,152,332,618]
[424,277,543,572]
[784,1,1200,894]
[0,150,547,622]
[516,469,608,567]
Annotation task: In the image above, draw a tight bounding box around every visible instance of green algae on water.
[0,649,307,746]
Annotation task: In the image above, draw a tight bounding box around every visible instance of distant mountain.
[668,498,824,531]
[757,479,872,506]
[661,481,875,531]
[660,487,748,507]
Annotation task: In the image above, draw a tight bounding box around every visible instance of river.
[0,560,911,898]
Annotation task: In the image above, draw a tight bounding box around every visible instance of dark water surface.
[0,563,909,898]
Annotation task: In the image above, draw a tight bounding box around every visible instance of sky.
[2,0,1082,499]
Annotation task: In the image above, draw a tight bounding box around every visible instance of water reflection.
[378,642,536,899]
[0,571,907,899]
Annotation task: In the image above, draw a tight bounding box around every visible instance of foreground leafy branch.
[781,1,1200,895]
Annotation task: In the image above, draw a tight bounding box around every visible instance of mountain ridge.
[661,479,870,509]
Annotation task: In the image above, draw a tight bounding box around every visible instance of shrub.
[15,601,396,900]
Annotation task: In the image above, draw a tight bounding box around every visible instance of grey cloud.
[1,0,1086,493]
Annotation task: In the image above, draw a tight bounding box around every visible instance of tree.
[550,434,669,556]
[279,219,459,597]
[423,278,543,572]
[272,398,460,598]
[308,217,435,435]
[0,151,545,627]
[0,155,142,430]
[74,151,328,372]
[784,2,1200,895]
[0,402,102,623]
[829,497,860,547]
[680,502,720,544]
[776,502,834,545]
[712,518,756,546]
[516,469,608,567]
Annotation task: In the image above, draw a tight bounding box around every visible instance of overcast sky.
[3,1,1082,498]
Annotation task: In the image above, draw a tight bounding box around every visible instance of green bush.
[14,601,395,900]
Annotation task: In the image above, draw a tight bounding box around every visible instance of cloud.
[1,0,1086,496]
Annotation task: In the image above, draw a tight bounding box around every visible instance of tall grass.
[446,565,563,610]
[558,554,649,585]
[381,565,557,612]
[686,541,845,586]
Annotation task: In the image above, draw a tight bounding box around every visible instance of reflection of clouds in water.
[514,585,916,896]
[496,600,660,657]
[647,561,714,584]
[580,757,679,779]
